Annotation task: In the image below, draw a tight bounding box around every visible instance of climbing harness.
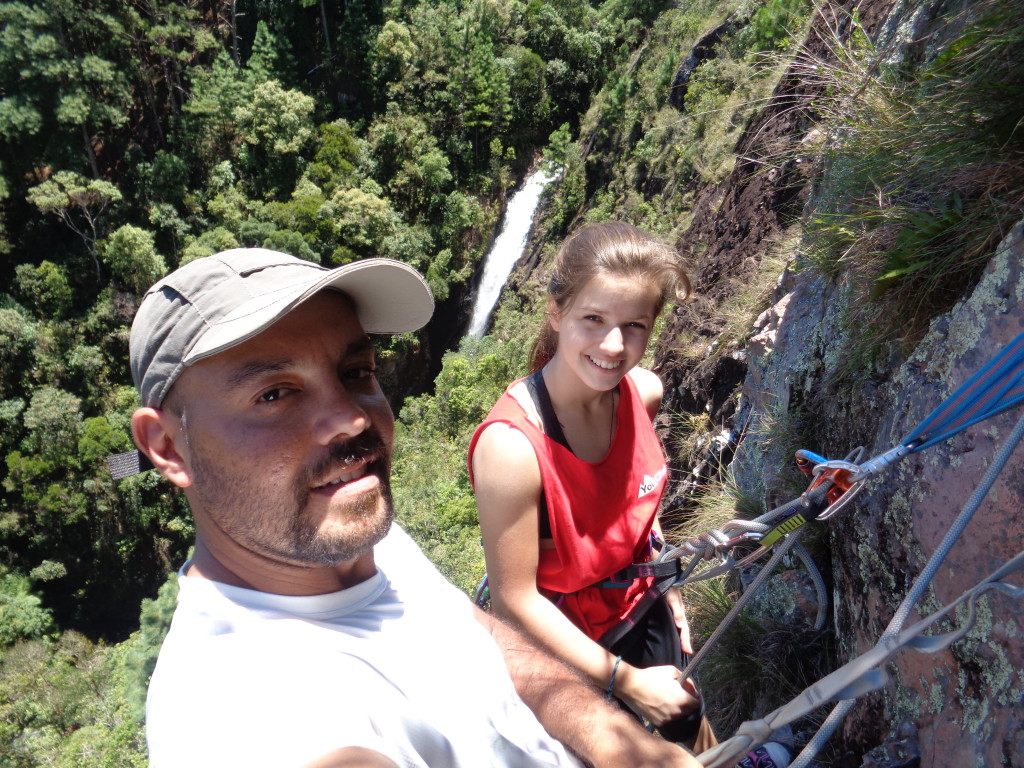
[474,574,491,611]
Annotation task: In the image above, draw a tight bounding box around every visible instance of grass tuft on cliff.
[802,0,1024,341]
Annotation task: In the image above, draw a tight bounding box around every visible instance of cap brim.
[185,259,433,365]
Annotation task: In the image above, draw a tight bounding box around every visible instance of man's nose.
[313,382,370,444]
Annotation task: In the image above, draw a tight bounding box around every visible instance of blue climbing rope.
[903,329,1024,451]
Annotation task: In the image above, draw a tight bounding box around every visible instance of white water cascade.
[467,166,558,338]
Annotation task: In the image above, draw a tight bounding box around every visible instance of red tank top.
[469,373,668,642]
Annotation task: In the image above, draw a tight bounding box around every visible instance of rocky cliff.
[724,219,1024,766]
[650,0,1023,763]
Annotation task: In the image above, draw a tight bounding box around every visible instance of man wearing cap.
[117,249,699,768]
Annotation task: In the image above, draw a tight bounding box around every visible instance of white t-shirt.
[146,524,581,768]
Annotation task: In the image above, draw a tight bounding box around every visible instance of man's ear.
[131,408,193,488]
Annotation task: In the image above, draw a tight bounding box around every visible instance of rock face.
[651,0,1024,762]
[831,223,1024,765]
[729,223,1024,765]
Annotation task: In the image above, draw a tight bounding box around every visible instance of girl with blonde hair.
[470,221,714,750]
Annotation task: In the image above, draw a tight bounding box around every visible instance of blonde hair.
[529,222,691,371]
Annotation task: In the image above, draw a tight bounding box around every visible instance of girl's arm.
[632,366,694,654]
[472,421,698,726]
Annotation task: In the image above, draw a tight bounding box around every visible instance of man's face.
[169,291,395,568]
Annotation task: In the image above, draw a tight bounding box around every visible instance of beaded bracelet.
[606,656,622,699]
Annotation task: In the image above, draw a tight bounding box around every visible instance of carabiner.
[795,449,828,477]
[851,444,911,481]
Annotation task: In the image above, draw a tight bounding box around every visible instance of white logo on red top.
[638,466,667,498]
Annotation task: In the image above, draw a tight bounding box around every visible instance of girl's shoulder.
[626,367,664,420]
[470,418,542,492]
[506,379,543,432]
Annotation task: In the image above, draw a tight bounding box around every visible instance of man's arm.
[475,607,702,768]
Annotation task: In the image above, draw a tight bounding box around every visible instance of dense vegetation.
[0,0,656,643]
[0,0,665,762]
[3,0,1022,762]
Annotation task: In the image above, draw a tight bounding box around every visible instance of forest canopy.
[0,1,655,760]
[0,0,654,643]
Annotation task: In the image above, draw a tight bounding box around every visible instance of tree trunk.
[320,0,332,53]
[82,124,100,179]
[231,0,240,69]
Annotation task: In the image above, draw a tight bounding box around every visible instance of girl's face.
[550,273,660,392]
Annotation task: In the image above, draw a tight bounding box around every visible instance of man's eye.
[259,388,288,403]
[346,367,375,381]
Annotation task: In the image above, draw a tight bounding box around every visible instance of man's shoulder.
[375,523,474,612]
[376,524,444,584]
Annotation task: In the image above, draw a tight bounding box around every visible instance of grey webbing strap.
[685,527,803,677]
[791,405,1024,767]
[677,486,832,677]
[107,449,155,480]
[696,548,1024,768]
[663,484,833,589]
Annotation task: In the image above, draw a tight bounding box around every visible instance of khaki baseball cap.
[108,248,433,479]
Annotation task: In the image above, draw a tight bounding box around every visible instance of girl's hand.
[615,663,700,726]
[664,587,694,654]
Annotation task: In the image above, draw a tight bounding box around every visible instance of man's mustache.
[309,431,389,481]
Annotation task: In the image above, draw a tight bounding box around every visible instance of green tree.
[372,20,418,97]
[180,227,241,265]
[56,52,133,178]
[246,21,284,85]
[180,49,250,172]
[27,171,122,279]
[369,107,454,212]
[0,2,133,177]
[122,574,178,721]
[13,262,74,320]
[0,632,147,766]
[330,185,400,260]
[21,386,83,459]
[451,30,511,172]
[127,0,217,121]
[305,121,360,196]
[0,3,50,148]
[0,309,35,400]
[100,225,168,293]
[234,80,315,196]
[0,168,10,256]
[0,569,54,645]
[506,46,552,152]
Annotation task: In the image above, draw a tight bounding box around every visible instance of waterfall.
[467,167,558,338]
